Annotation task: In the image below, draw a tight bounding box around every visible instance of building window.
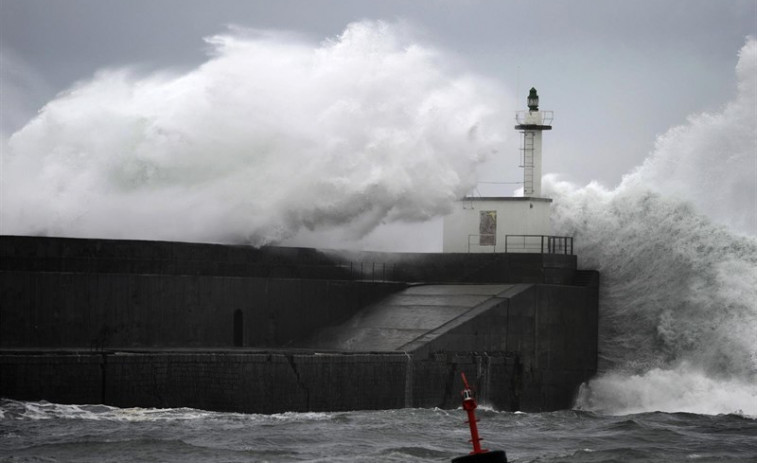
[480,211,497,246]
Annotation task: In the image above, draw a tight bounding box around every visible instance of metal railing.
[504,235,573,255]
[515,110,554,126]
[465,234,573,254]
[342,262,396,281]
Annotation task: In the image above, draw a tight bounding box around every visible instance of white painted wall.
[442,197,552,253]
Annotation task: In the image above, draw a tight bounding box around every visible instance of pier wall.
[0,271,403,349]
[0,351,573,412]
[0,236,598,412]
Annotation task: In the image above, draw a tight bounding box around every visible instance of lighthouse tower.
[442,88,560,253]
[515,88,553,197]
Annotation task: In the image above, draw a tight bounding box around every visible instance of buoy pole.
[451,373,508,463]
[461,372,486,454]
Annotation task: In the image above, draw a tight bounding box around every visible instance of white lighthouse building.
[443,88,567,253]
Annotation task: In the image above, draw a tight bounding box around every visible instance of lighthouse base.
[451,450,507,463]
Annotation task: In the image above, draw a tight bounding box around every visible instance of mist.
[0,21,509,246]
[547,38,757,415]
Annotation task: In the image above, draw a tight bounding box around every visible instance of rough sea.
[1,399,755,463]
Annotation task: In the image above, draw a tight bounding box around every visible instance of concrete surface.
[297,285,513,352]
[0,235,599,412]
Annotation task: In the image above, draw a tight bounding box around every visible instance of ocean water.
[2,399,755,463]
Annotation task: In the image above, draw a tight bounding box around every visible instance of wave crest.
[0,21,508,245]
[548,38,757,415]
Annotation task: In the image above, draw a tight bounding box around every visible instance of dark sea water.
[1,399,755,463]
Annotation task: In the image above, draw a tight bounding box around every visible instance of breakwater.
[0,235,598,412]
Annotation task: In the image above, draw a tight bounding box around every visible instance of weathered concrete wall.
[0,235,598,412]
[0,351,545,412]
[0,353,104,405]
[1,235,579,284]
[0,236,586,350]
[0,272,403,348]
[0,236,354,279]
[100,352,411,413]
[397,283,597,411]
[327,249,578,285]
[428,282,597,411]
[298,285,515,352]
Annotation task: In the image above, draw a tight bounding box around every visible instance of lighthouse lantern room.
[442,88,557,253]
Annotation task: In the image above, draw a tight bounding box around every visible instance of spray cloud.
[547,38,757,416]
[1,21,508,244]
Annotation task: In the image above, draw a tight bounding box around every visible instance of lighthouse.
[515,88,553,197]
[442,88,564,253]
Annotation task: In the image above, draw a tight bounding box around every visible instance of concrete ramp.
[298,284,528,352]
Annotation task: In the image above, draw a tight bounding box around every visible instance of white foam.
[575,364,757,417]
[1,399,340,423]
[0,21,508,245]
[550,39,757,416]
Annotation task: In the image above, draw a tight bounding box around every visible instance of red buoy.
[451,373,507,463]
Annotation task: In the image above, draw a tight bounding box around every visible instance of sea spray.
[0,21,509,244]
[621,38,757,237]
[575,364,757,416]
[548,39,757,416]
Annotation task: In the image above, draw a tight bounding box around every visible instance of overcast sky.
[2,0,755,190]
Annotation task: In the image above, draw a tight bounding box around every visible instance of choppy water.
[1,399,755,463]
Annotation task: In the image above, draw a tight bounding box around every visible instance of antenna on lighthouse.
[514,88,553,197]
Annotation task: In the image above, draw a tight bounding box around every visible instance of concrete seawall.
[1,271,403,348]
[1,350,560,412]
[0,235,599,412]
